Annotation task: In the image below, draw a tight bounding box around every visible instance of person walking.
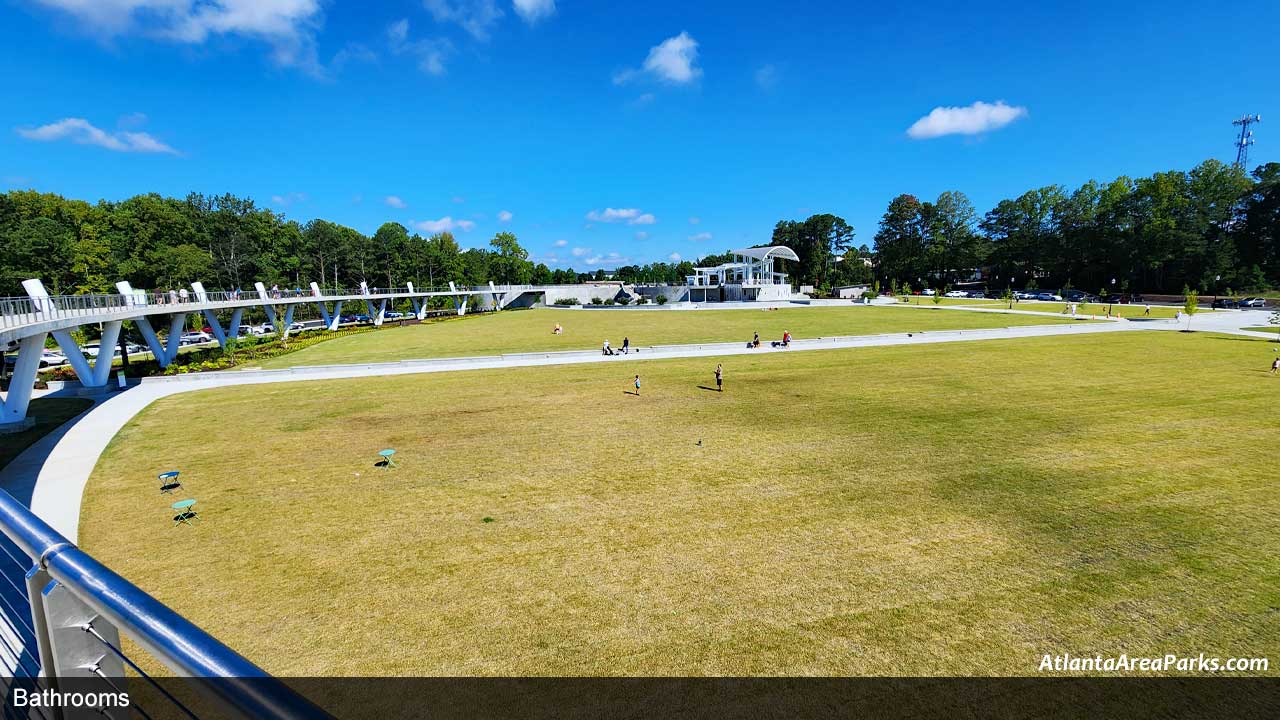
[178,287,189,303]
[633,374,641,396]
[752,332,760,348]
[1144,304,1151,317]
[715,363,723,392]
[603,339,612,355]
[622,336,630,355]
[1271,355,1280,375]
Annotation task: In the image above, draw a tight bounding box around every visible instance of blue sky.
[2,1,1276,270]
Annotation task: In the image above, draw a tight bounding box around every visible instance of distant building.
[686,246,799,302]
[834,285,871,299]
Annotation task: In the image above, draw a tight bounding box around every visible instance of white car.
[83,343,121,358]
[252,324,275,336]
[179,331,213,346]
[288,322,307,332]
[921,288,936,296]
[944,290,968,298]
[40,350,68,368]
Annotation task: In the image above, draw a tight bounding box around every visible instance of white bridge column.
[365,299,387,327]
[314,301,344,331]
[449,282,468,316]
[0,333,48,428]
[49,320,120,388]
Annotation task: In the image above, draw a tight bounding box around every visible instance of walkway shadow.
[0,392,106,506]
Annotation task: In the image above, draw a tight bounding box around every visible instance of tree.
[873,194,927,284]
[488,232,532,284]
[1182,286,1198,331]
[771,213,854,289]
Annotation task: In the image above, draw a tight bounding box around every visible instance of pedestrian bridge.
[0,278,534,429]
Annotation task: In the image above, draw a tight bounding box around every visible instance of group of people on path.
[603,337,630,355]
[749,330,791,348]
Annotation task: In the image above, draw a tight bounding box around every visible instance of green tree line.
[872,160,1280,294]
[0,191,590,296]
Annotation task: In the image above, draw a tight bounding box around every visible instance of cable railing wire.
[83,622,205,720]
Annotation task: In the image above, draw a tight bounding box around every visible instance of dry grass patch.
[82,332,1280,676]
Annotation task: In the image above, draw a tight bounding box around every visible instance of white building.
[686,246,799,302]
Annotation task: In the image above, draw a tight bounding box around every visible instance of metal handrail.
[0,490,328,718]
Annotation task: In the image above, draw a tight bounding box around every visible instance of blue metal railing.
[0,489,328,718]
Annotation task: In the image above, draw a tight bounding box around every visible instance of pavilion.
[686,245,800,302]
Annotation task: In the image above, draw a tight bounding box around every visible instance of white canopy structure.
[686,245,799,302]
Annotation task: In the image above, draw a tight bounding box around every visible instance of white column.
[49,331,94,384]
[281,304,297,338]
[0,333,48,425]
[310,281,323,298]
[327,301,344,331]
[164,313,187,364]
[190,281,209,303]
[201,309,228,347]
[89,321,123,386]
[132,316,168,365]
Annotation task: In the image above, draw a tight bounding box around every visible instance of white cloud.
[424,0,503,41]
[614,31,701,85]
[553,239,568,247]
[688,216,700,225]
[16,118,179,154]
[755,63,778,89]
[634,231,649,240]
[689,232,712,242]
[32,0,327,75]
[413,216,476,233]
[451,195,465,204]
[906,100,1028,139]
[582,251,630,268]
[512,0,555,24]
[384,195,407,208]
[571,246,592,257]
[497,210,513,222]
[585,207,656,225]
[271,192,306,206]
[387,19,452,76]
[667,252,682,262]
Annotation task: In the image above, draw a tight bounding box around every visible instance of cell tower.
[1233,114,1261,169]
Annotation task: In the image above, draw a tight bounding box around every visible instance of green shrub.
[616,297,631,305]
[656,295,668,305]
[590,297,604,305]
[604,298,615,306]
[553,297,579,306]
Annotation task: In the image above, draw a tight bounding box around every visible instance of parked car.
[1212,298,1240,309]
[1036,292,1063,301]
[288,322,307,332]
[353,314,372,324]
[83,343,123,358]
[339,314,357,324]
[237,325,255,337]
[966,291,988,299]
[126,342,148,355]
[1063,290,1093,302]
[383,311,405,319]
[1238,297,1268,308]
[39,350,68,368]
[179,331,213,346]
[920,288,936,296]
[1013,291,1036,300]
[252,324,275,336]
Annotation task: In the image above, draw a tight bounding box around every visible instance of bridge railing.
[0,490,327,718]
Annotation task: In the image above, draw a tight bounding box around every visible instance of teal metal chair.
[378,449,397,470]
[171,499,199,526]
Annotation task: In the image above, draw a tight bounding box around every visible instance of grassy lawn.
[258,305,1083,368]
[81,331,1279,676]
[0,397,93,472]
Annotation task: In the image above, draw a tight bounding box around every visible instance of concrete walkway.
[4,306,1276,544]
